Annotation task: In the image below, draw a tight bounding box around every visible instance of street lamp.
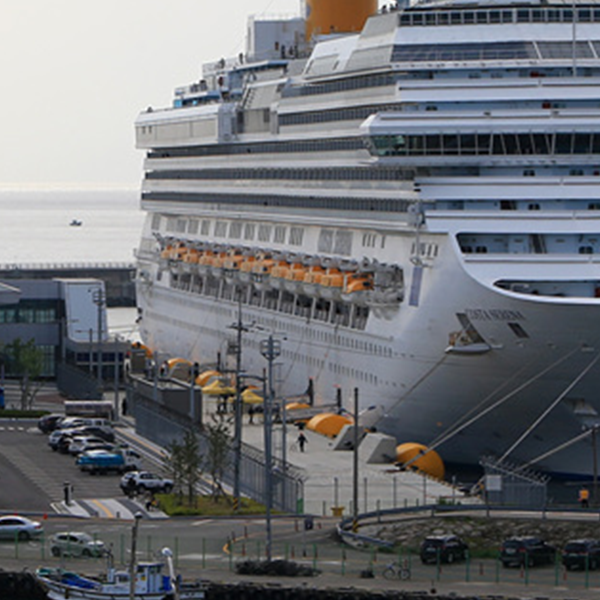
[91,288,106,396]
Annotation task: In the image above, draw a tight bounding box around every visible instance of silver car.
[0,515,43,541]
[50,531,106,557]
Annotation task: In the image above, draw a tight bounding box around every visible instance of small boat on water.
[35,548,205,600]
[69,219,83,226]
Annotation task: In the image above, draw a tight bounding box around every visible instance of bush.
[158,493,266,516]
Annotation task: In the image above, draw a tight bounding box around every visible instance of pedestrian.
[248,405,255,424]
[579,487,590,508]
[298,432,307,453]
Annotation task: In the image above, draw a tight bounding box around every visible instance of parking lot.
[0,418,156,514]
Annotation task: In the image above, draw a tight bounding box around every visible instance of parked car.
[562,539,600,571]
[48,427,83,451]
[77,448,142,474]
[120,471,174,495]
[50,531,106,558]
[0,515,43,541]
[68,436,114,456]
[500,536,555,567]
[420,535,469,564]
[37,414,64,434]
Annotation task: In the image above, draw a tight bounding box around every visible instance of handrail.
[0,262,135,271]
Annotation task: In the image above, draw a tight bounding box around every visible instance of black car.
[500,536,555,568]
[420,535,469,564]
[37,414,64,434]
[562,539,600,571]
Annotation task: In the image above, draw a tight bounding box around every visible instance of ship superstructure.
[135,0,600,477]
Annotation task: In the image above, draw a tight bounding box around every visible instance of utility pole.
[91,287,105,397]
[261,368,273,561]
[593,425,598,506]
[129,512,142,600]
[230,290,247,511]
[352,387,359,532]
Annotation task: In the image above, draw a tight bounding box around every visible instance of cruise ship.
[134,0,600,478]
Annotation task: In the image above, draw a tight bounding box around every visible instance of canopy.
[202,379,235,396]
[241,389,264,404]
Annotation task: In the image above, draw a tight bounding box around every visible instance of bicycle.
[382,559,411,580]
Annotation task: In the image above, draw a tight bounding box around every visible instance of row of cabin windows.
[142,191,411,214]
[399,7,600,27]
[154,216,384,253]
[368,132,600,157]
[148,137,363,159]
[145,166,416,182]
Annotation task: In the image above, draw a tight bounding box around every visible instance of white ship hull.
[133,0,600,478]
[137,223,600,478]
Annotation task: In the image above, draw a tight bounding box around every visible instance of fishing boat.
[36,545,205,599]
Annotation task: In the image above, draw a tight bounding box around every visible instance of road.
[2,419,600,597]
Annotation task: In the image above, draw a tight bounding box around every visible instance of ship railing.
[0,261,136,271]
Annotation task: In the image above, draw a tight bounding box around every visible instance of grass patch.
[158,494,267,517]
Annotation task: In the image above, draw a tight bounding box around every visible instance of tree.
[4,338,44,410]
[205,411,232,503]
[163,429,203,506]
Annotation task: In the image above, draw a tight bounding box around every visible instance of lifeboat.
[197,249,215,274]
[238,252,257,283]
[319,267,344,300]
[270,260,291,290]
[395,442,445,480]
[341,272,374,305]
[302,264,326,296]
[283,262,307,293]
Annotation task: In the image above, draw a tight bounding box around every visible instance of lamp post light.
[91,288,106,397]
[261,368,273,561]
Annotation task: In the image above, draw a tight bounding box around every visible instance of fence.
[132,392,305,513]
[4,523,600,592]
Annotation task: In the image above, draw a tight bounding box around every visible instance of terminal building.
[0,278,129,399]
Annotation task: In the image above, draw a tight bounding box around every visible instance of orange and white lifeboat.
[341,272,374,304]
[319,267,344,300]
[283,262,307,293]
[302,263,326,296]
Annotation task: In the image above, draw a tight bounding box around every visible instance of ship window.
[244,223,255,240]
[508,322,529,339]
[229,222,242,239]
[274,226,286,244]
[334,231,353,256]
[166,217,177,232]
[151,214,162,231]
[214,221,227,237]
[201,220,210,235]
[579,246,594,254]
[188,219,199,235]
[289,227,304,246]
[318,229,334,253]
[258,224,272,242]
[528,203,541,210]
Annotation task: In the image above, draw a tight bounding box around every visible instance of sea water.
[0,187,144,265]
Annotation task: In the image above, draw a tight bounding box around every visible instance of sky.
[0,0,309,189]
